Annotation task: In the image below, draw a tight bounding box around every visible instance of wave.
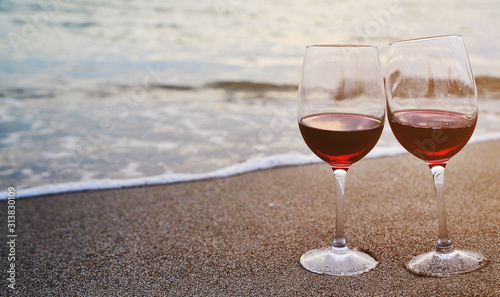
[0,88,58,100]
[3,76,499,100]
[155,76,500,98]
[204,81,298,92]
[0,81,298,100]
[155,81,298,93]
[2,133,500,200]
[475,76,500,98]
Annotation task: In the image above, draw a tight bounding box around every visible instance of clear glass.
[297,45,385,276]
[386,35,489,277]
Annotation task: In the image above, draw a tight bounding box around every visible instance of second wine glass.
[386,35,489,277]
[297,45,385,276]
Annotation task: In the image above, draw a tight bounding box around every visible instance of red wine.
[389,109,476,164]
[298,113,384,168]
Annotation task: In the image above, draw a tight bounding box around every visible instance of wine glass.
[386,34,489,276]
[297,45,385,275]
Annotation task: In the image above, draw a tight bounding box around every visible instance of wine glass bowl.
[386,35,488,276]
[297,45,385,276]
[386,35,478,166]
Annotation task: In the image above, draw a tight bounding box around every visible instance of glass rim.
[306,44,377,48]
[389,34,462,46]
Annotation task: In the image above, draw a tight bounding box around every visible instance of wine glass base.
[407,249,489,277]
[300,247,377,276]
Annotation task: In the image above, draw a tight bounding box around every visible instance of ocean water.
[1,0,500,198]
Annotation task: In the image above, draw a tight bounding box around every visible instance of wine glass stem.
[431,165,454,254]
[332,168,347,251]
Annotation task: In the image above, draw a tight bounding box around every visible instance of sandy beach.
[1,140,499,296]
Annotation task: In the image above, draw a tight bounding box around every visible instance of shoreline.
[3,135,500,200]
[1,140,498,295]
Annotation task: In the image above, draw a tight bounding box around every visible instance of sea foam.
[0,145,415,200]
[2,133,499,200]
